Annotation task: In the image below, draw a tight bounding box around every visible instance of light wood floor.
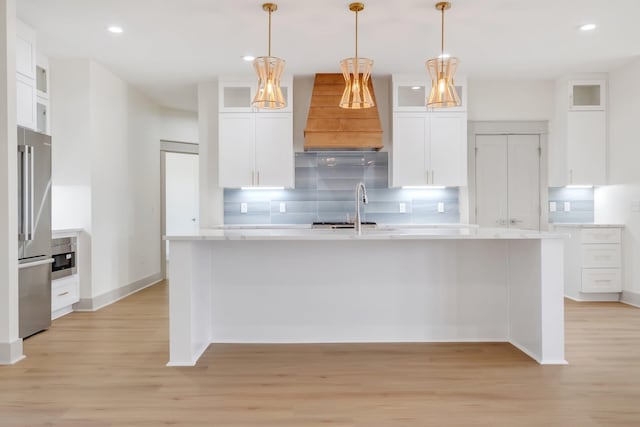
[1,281,640,426]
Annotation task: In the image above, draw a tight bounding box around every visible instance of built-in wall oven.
[51,237,76,280]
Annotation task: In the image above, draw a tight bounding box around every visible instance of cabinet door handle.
[569,169,573,184]
[431,170,435,185]
[57,291,69,297]
[257,171,260,186]
[251,170,255,186]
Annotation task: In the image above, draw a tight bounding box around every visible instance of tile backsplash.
[224,152,460,225]
[548,187,594,224]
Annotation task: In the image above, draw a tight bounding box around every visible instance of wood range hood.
[304,73,383,151]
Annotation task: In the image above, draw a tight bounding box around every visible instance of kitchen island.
[165,226,567,366]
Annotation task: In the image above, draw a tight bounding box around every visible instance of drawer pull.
[57,291,70,297]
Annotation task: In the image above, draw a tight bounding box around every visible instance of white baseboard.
[564,293,620,302]
[75,272,163,312]
[621,290,640,308]
[0,339,24,365]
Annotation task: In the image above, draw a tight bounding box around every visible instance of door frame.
[160,140,199,280]
[467,121,549,230]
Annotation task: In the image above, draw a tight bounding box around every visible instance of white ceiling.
[18,0,640,112]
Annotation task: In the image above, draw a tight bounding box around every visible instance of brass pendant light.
[426,2,461,108]
[252,3,286,110]
[339,2,374,109]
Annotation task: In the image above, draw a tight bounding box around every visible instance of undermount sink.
[311,221,376,230]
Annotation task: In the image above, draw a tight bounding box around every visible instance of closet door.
[475,135,509,228]
[507,135,540,230]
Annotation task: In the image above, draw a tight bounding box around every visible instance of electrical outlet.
[549,202,557,212]
[279,202,286,213]
[437,202,445,213]
[399,202,406,213]
[240,203,248,213]
[564,201,571,212]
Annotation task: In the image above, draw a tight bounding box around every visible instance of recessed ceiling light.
[411,86,422,90]
[242,55,255,62]
[580,23,597,31]
[108,26,123,34]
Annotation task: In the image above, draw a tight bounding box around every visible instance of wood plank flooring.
[1,281,640,426]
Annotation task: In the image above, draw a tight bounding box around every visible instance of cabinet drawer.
[581,269,622,293]
[52,275,79,311]
[581,228,621,244]
[581,244,621,268]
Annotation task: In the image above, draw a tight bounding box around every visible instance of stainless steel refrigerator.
[17,126,52,338]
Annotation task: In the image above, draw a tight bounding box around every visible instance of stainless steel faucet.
[354,182,368,235]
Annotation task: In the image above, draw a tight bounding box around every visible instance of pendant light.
[426,2,461,108]
[339,2,374,109]
[252,3,286,110]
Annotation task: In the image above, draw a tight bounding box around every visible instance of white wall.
[51,59,162,303]
[159,107,198,144]
[0,0,21,364]
[197,81,223,226]
[467,79,555,121]
[594,57,640,299]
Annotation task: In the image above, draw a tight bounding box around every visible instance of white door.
[507,135,540,230]
[475,134,540,230]
[219,113,255,187]
[475,135,509,228]
[430,114,467,186]
[392,114,427,187]
[255,114,293,187]
[165,152,199,241]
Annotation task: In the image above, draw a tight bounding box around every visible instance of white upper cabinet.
[392,74,467,112]
[219,76,293,113]
[16,20,38,130]
[392,112,467,187]
[566,111,606,185]
[391,74,468,188]
[219,113,256,188]
[254,114,293,187]
[16,21,36,80]
[218,76,294,188]
[568,80,606,111]
[549,75,608,186]
[429,114,467,186]
[392,114,428,186]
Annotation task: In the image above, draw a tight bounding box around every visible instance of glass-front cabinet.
[219,76,292,113]
[392,74,466,112]
[568,80,606,111]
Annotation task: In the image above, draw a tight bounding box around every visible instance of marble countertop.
[166,225,566,241]
[550,223,625,228]
[52,228,84,235]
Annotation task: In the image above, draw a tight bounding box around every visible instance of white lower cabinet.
[392,112,467,187]
[554,225,623,300]
[52,274,80,320]
[219,113,293,188]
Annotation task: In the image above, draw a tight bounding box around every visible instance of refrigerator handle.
[27,145,34,241]
[18,145,28,240]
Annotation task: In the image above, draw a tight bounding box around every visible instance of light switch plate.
[549,201,557,212]
[240,202,248,213]
[437,202,445,213]
[279,202,286,213]
[564,201,571,212]
[399,202,406,213]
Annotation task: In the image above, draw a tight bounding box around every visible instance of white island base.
[167,228,567,366]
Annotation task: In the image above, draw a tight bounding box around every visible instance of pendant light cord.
[440,4,445,74]
[355,9,359,61]
[268,8,272,57]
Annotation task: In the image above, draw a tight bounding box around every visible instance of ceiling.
[18,0,640,112]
